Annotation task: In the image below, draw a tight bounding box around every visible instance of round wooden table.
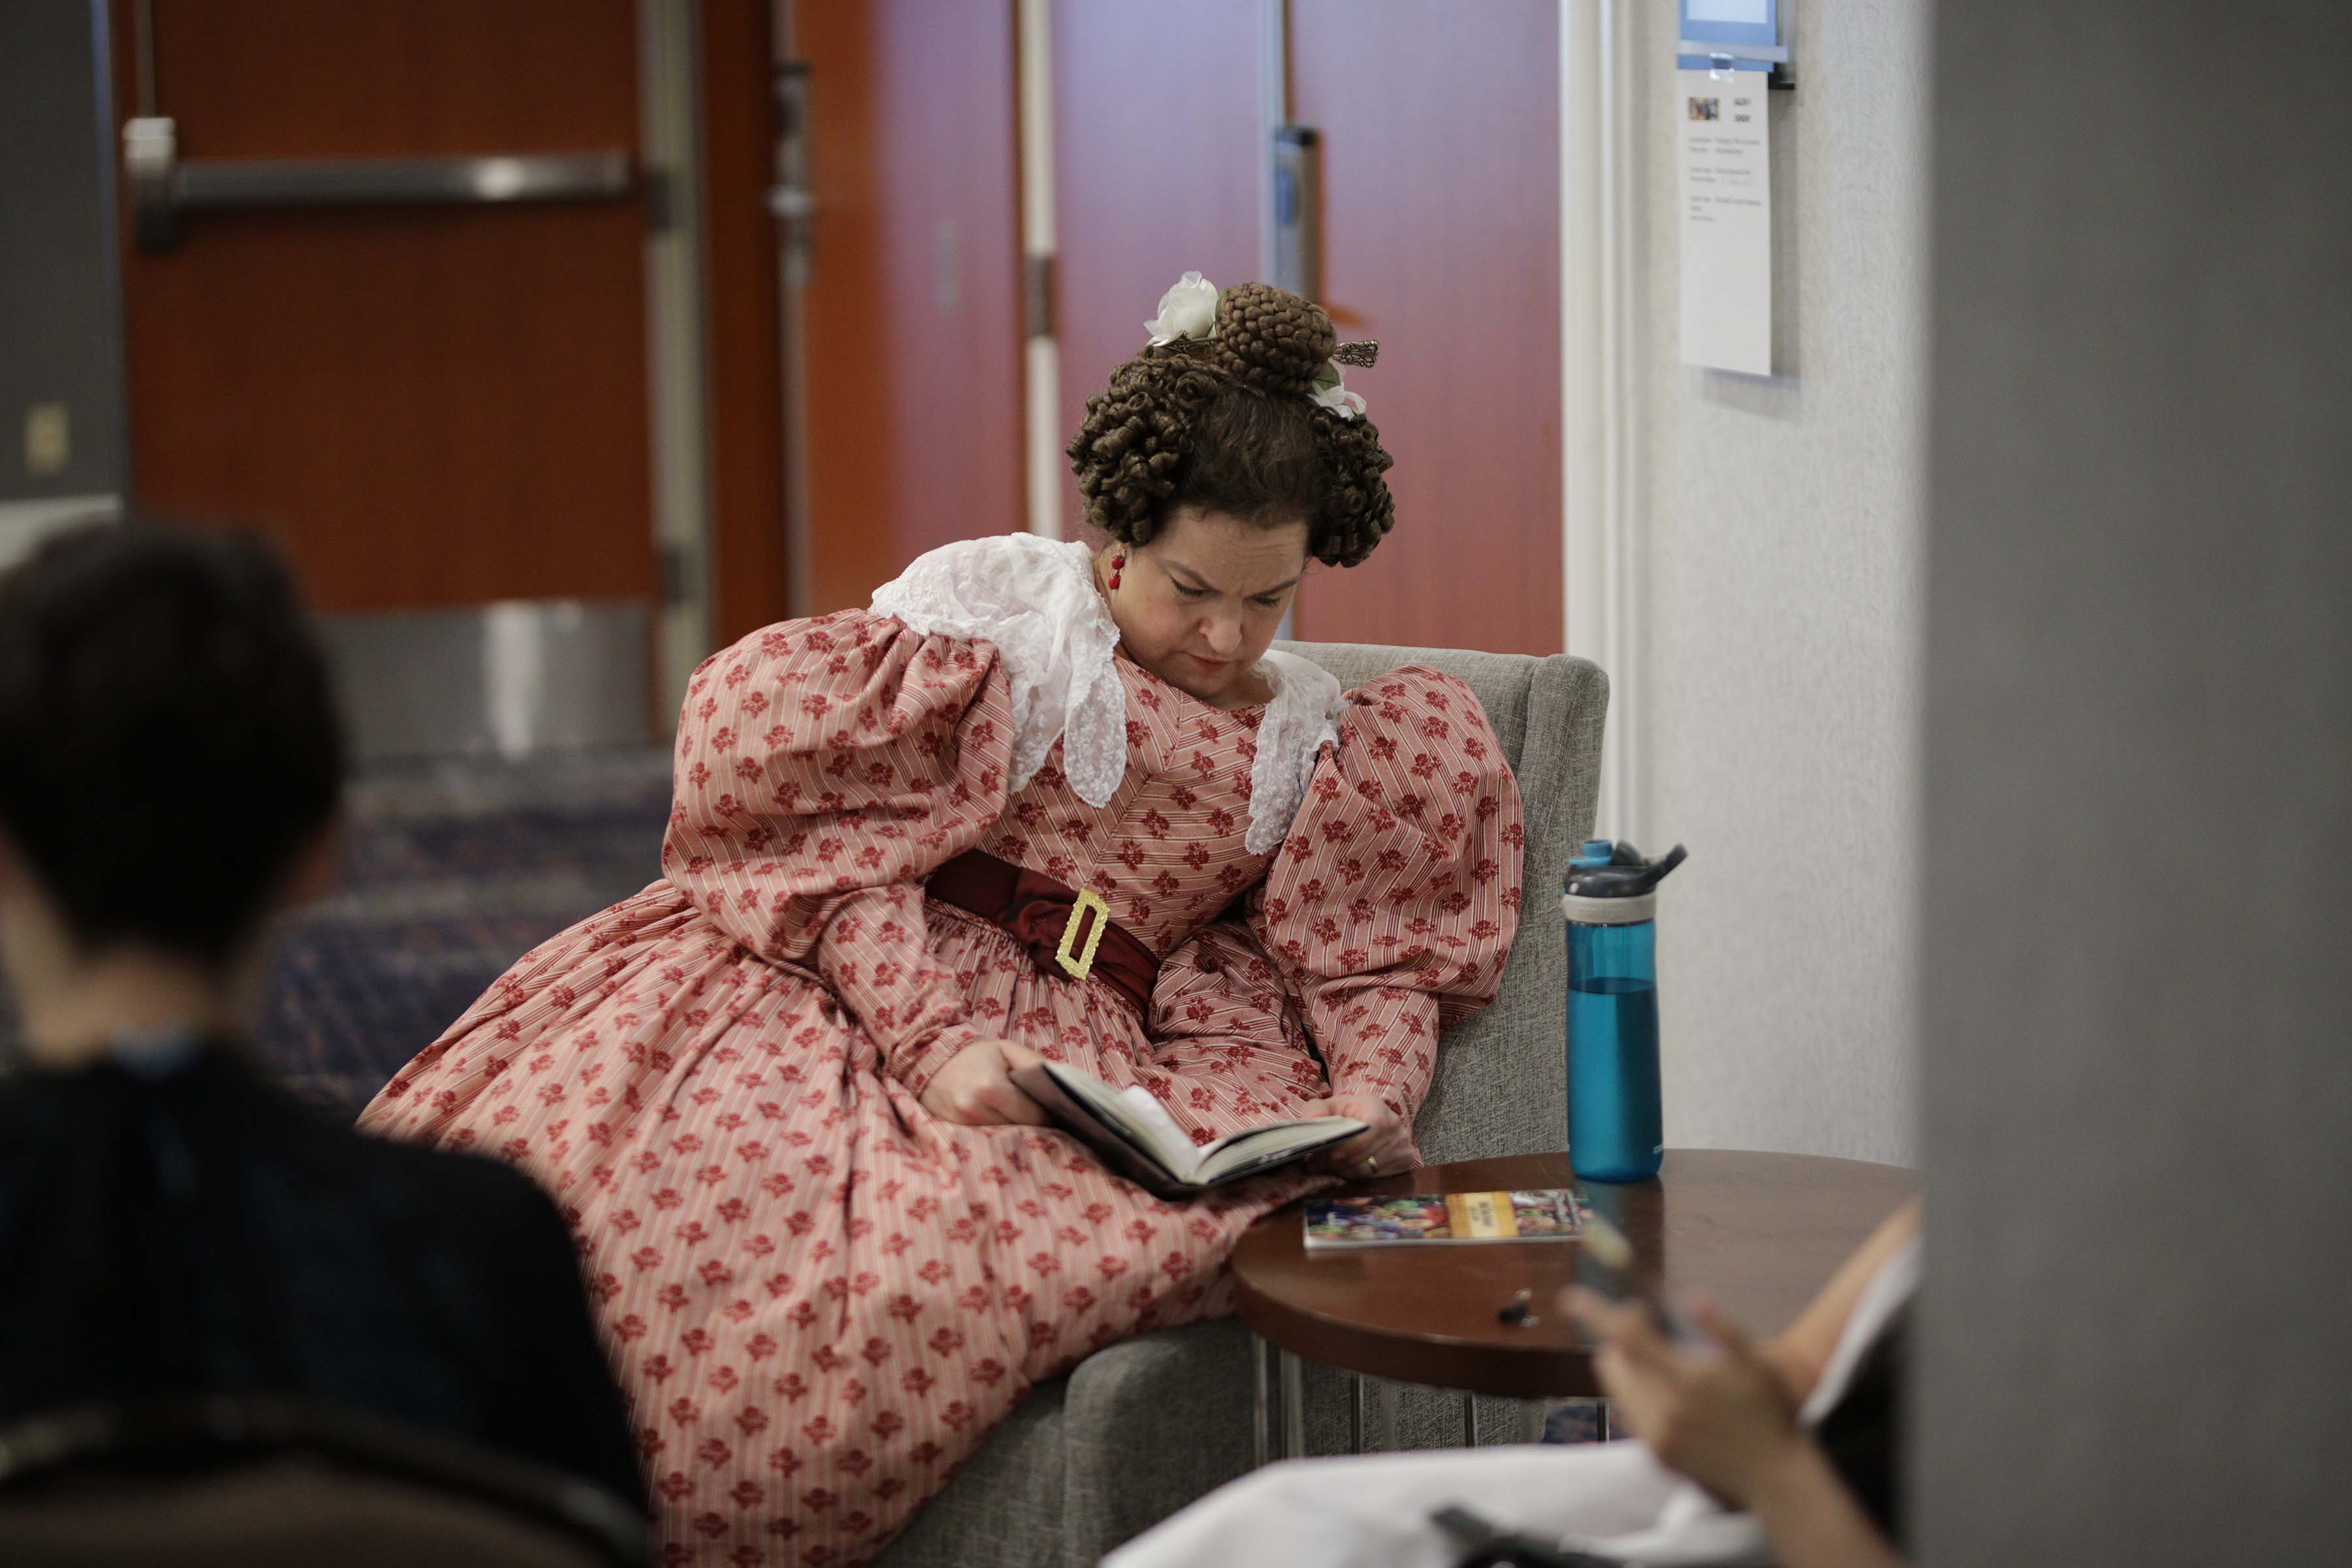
[1231,1149,1912,1456]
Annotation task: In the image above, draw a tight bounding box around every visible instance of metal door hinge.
[659,541,693,608]
[643,167,676,233]
[770,60,816,287]
[1023,253,1056,342]
[1271,125,1321,304]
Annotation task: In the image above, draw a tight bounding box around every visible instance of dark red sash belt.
[925,850,1158,1016]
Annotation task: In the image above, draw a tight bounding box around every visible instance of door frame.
[640,0,719,712]
[1561,0,1642,844]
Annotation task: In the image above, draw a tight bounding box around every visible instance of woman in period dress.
[359,278,1526,1565]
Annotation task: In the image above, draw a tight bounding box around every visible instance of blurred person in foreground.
[0,523,646,1515]
[1111,1201,1919,1568]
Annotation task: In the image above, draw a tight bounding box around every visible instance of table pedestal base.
[1254,1334,1569,1462]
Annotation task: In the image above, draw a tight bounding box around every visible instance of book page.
[1197,1115,1362,1163]
[1115,1085,1202,1179]
[1039,1064,1198,1179]
[1019,1062,1364,1191]
[1194,1117,1362,1184]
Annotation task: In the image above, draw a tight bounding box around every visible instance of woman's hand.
[1563,1288,1808,1510]
[919,1038,1053,1127]
[1296,1090,1418,1179]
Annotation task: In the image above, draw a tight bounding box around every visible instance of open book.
[1010,1061,1364,1199]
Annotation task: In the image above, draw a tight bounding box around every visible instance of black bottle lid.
[1563,841,1688,898]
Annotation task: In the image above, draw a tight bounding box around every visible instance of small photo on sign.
[1689,97,1722,122]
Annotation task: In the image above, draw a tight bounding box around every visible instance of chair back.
[1275,641,1609,1164]
[0,1397,651,1568]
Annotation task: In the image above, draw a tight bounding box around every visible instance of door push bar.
[123,116,635,250]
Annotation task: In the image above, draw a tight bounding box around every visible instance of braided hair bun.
[1206,282,1336,397]
[1067,281,1396,568]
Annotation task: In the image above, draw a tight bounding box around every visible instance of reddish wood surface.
[110,1,657,615]
[1049,0,1265,542]
[1232,1150,1914,1396]
[702,0,792,644]
[1288,1,1563,654]
[794,0,1024,614]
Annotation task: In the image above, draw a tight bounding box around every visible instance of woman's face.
[1103,506,1309,708]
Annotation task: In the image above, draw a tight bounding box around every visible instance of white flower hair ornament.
[1144,270,1220,345]
[1309,357,1367,420]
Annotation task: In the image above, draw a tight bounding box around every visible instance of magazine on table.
[1303,1188,1590,1249]
[1011,1061,1364,1199]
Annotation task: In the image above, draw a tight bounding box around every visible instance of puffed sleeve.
[1247,668,1525,1148]
[661,610,1015,1094]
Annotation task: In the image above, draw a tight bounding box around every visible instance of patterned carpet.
[256,745,675,1117]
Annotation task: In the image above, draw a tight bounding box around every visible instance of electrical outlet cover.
[25,404,70,477]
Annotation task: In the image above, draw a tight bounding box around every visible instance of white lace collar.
[1243,649,1344,855]
[870,534,1340,854]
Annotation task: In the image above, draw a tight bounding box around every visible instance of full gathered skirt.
[364,605,1525,1565]
[368,890,1331,1565]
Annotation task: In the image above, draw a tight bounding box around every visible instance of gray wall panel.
[1920,3,2352,1562]
[0,1,125,504]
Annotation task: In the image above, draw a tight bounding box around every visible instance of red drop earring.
[1107,551,1124,590]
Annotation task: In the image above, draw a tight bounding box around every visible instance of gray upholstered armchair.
[879,642,1609,1568]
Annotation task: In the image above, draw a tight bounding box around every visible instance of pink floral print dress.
[360,536,1524,1565]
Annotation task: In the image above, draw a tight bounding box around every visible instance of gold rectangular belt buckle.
[1055,887,1111,981]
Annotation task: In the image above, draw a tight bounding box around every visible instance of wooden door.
[109,1,659,616]
[1288,0,1561,654]
[1048,0,1265,540]
[789,0,1025,614]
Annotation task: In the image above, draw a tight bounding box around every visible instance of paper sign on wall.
[1676,68,1772,375]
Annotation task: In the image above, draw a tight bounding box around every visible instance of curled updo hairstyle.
[1066,282,1396,568]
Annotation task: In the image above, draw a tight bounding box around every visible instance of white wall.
[1627,0,1927,1164]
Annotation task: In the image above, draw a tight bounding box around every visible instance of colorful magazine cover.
[1302,1187,1590,1249]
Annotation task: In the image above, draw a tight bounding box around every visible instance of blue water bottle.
[1563,840,1687,1182]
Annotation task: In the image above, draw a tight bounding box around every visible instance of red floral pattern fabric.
[361,610,1522,1565]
